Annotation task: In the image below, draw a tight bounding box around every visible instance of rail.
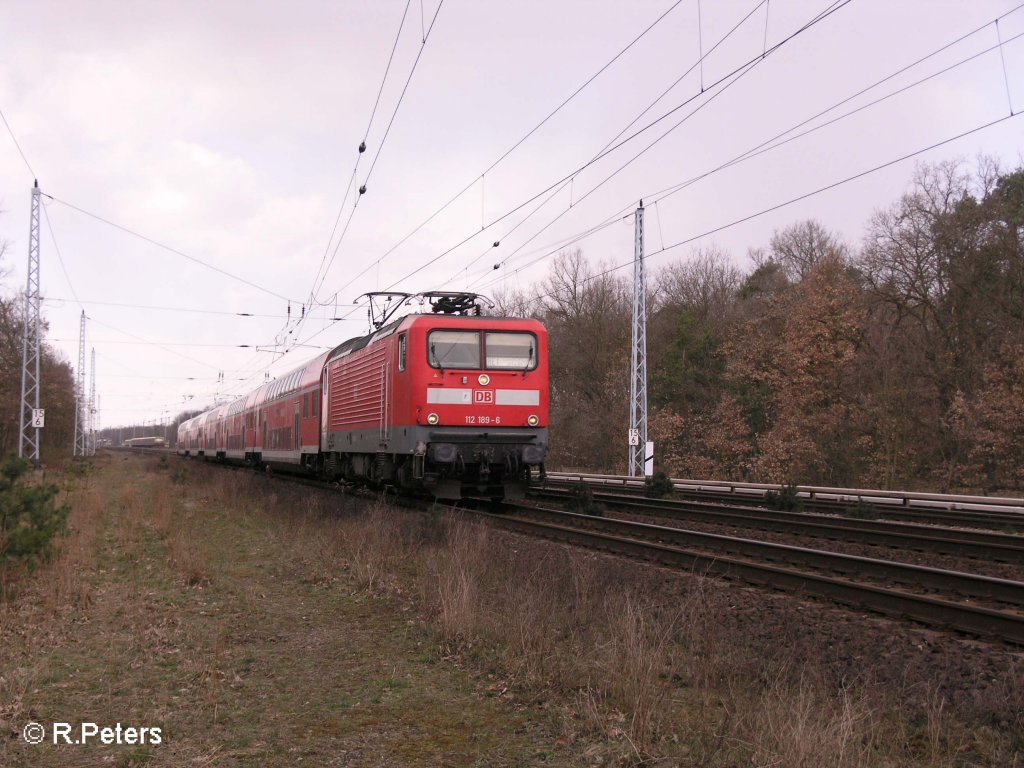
[547,472,1024,516]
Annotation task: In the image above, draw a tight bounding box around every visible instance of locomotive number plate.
[465,416,501,425]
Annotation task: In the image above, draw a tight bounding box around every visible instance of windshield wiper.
[522,346,534,376]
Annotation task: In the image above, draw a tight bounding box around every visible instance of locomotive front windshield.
[485,332,536,369]
[429,331,481,368]
[428,330,537,370]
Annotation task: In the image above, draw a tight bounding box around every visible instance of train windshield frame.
[427,330,537,371]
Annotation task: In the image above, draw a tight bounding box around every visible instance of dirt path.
[0,454,577,767]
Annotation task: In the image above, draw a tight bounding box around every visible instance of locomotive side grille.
[329,343,389,428]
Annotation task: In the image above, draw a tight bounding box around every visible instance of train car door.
[294,402,300,450]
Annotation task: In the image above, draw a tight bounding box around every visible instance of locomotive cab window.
[428,330,480,369]
[485,332,537,370]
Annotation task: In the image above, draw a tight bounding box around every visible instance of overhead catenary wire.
[470,7,1024,291]
[0,106,36,179]
[384,0,853,294]
[308,0,415,304]
[89,317,224,371]
[453,0,849,288]
[322,0,690,305]
[471,0,853,283]
[42,296,355,319]
[448,0,772,286]
[539,112,1024,300]
[304,0,446,315]
[53,338,331,349]
[40,199,84,311]
[45,194,299,303]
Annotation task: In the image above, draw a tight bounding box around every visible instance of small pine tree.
[644,471,675,499]
[1,456,69,582]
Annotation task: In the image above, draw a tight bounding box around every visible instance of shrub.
[568,482,603,517]
[68,460,93,479]
[843,501,879,520]
[0,455,70,581]
[644,471,675,498]
[765,483,803,512]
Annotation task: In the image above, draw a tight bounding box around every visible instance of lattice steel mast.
[628,201,650,477]
[74,311,87,456]
[89,347,97,456]
[18,181,42,465]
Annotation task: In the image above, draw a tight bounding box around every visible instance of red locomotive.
[177,293,549,499]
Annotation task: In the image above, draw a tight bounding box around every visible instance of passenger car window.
[485,332,537,369]
[398,334,407,371]
[428,331,480,369]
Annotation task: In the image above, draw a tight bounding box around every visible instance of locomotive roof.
[325,312,542,365]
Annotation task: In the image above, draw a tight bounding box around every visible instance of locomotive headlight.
[477,374,490,386]
[527,414,539,426]
[427,412,439,425]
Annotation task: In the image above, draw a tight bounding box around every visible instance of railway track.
[531,486,1024,564]
[474,503,1024,645]
[545,473,1024,532]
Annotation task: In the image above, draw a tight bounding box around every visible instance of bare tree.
[757,219,848,281]
[539,249,631,471]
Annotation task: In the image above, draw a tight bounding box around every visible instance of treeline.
[0,250,77,462]
[498,159,1024,493]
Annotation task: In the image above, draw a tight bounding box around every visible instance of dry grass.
[41,483,101,614]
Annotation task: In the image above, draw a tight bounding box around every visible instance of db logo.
[473,390,494,404]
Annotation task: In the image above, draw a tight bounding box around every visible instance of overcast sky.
[2,0,1022,431]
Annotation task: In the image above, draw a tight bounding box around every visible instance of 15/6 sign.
[31,409,45,428]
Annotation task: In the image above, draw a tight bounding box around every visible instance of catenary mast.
[18,181,42,465]
[628,201,651,477]
[74,311,87,456]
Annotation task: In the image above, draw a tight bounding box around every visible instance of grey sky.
[2,0,1022,428]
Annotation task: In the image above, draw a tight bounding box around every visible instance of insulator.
[359,184,367,195]
[493,241,500,248]
[358,141,366,153]
[493,264,500,270]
